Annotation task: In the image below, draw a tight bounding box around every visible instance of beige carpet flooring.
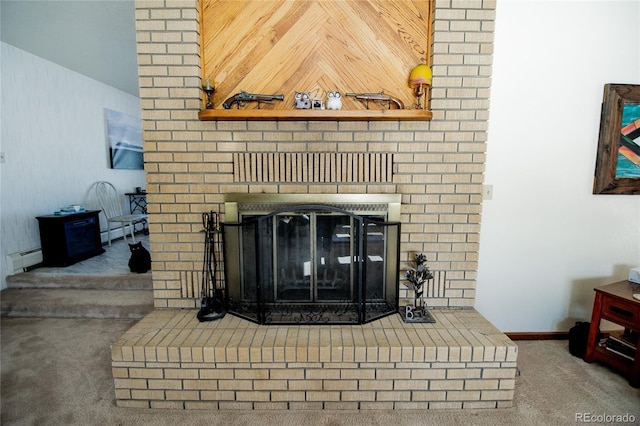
[1,316,639,426]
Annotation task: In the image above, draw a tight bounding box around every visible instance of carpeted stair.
[1,271,153,319]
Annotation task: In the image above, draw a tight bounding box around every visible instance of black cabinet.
[36,210,105,267]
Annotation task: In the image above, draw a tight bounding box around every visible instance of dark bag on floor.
[569,321,590,359]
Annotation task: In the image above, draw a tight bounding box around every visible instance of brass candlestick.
[201,78,215,109]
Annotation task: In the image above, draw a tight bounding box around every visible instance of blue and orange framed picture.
[593,84,640,194]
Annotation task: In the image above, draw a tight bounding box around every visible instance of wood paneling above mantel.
[199,0,433,121]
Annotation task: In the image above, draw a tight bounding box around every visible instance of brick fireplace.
[111,0,517,410]
[139,0,494,311]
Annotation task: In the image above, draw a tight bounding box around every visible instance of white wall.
[0,42,144,289]
[477,1,640,332]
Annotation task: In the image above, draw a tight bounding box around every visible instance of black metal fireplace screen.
[221,197,401,325]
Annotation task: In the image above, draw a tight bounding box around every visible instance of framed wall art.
[593,84,640,194]
[105,108,144,170]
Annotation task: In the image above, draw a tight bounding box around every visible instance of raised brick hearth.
[112,309,517,409]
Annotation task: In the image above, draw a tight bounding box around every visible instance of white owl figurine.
[326,91,342,110]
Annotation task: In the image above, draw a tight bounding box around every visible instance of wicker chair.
[94,181,148,246]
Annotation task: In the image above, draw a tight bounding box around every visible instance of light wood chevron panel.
[200,0,432,110]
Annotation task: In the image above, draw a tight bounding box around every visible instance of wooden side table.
[584,280,640,387]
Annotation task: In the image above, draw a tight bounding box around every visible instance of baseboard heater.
[6,248,44,274]
[7,228,131,275]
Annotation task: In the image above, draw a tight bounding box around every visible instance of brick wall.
[134,0,496,309]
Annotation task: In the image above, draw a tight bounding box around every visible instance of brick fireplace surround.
[112,0,518,410]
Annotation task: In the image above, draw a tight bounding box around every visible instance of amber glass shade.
[409,64,432,86]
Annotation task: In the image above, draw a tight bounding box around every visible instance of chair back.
[95,181,125,220]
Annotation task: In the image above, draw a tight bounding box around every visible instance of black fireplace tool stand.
[197,211,226,322]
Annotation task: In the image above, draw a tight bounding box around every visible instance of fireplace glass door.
[275,213,355,303]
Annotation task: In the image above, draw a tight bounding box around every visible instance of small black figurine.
[128,242,151,273]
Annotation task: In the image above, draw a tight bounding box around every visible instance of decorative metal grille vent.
[237,202,391,213]
[233,152,394,183]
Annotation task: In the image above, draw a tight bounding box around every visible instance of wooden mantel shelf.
[198,109,433,121]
